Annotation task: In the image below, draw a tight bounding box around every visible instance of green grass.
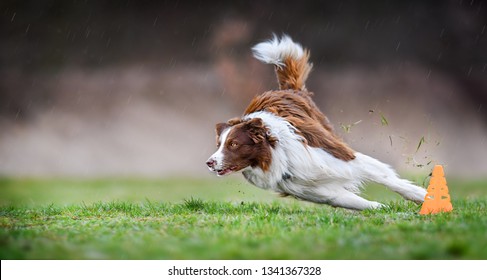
[1,176,486,259]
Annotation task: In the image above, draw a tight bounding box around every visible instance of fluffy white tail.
[252,34,313,91]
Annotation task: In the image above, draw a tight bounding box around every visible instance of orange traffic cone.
[419,165,453,215]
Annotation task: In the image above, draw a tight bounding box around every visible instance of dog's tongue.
[217,167,235,176]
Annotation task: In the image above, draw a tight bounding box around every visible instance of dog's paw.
[370,202,387,209]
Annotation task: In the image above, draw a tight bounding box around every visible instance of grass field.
[1,176,486,259]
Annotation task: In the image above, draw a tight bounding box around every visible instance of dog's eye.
[230,142,238,148]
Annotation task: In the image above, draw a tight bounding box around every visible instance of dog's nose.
[206,159,216,168]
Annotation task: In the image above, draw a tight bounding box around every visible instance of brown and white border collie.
[206,35,427,210]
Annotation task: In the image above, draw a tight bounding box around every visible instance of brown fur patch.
[244,90,356,161]
[276,50,312,91]
[221,119,274,172]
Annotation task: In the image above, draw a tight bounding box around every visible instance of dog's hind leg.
[375,175,426,203]
[354,153,427,203]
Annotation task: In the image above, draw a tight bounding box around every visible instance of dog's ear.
[215,123,230,137]
[244,118,266,144]
[227,118,243,126]
[216,118,244,137]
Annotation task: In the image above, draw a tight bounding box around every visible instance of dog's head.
[206,118,275,176]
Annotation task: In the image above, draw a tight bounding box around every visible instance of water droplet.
[436,52,442,62]
[268,11,274,21]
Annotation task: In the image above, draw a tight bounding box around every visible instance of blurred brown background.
[1,0,486,177]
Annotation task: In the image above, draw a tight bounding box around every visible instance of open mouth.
[216,166,238,176]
